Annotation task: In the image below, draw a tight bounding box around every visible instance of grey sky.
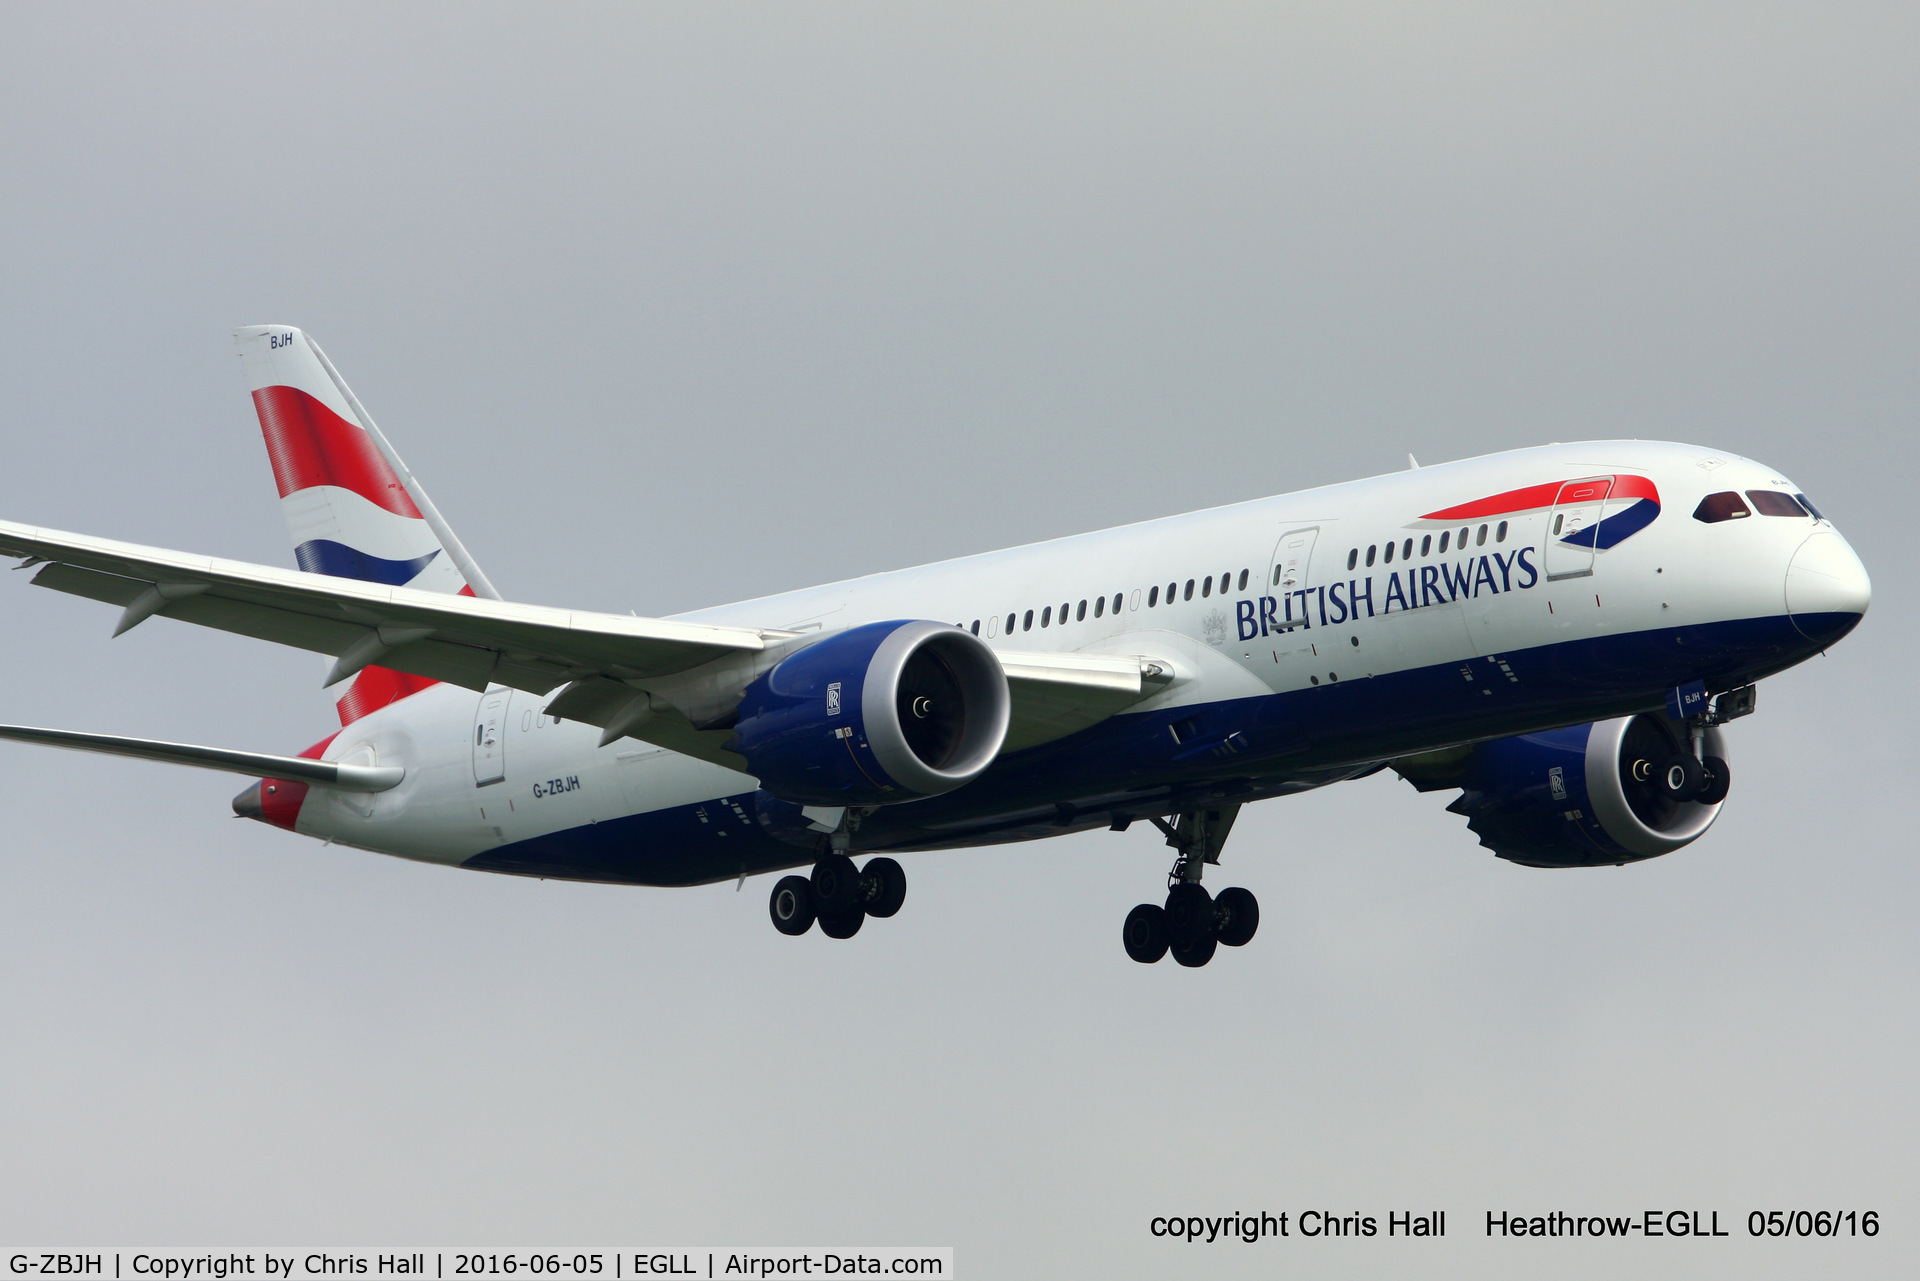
[0,4,1914,1276]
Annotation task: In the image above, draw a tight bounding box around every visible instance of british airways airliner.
[0,327,1870,967]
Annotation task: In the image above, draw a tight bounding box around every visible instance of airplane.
[0,326,1870,967]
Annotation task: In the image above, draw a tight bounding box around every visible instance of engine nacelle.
[729,620,1011,807]
[1397,714,1728,868]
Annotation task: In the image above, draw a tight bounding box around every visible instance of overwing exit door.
[1544,477,1614,581]
[473,688,511,786]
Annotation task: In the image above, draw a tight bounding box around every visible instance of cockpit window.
[1795,493,1824,520]
[1746,489,1807,517]
[1693,492,1751,523]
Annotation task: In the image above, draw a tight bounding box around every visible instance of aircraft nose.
[1785,529,1870,645]
[232,780,265,820]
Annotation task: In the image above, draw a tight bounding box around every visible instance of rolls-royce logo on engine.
[826,682,841,716]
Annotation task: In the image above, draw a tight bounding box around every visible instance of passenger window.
[1183,579,1195,601]
[1201,576,1212,597]
[1168,581,1177,602]
[1022,610,1032,631]
[1476,524,1488,546]
[1438,530,1449,553]
[987,615,999,637]
[1347,549,1358,571]
[1271,565,1282,586]
[1076,599,1087,621]
[1383,541,1394,564]
[1365,545,1377,567]
[1552,514,1563,534]
[1237,569,1249,590]
[1123,591,1134,612]
[1041,606,1051,627]
[1747,490,1807,517]
[1093,596,1104,618]
[1458,526,1469,546]
[1795,493,1824,520]
[1496,520,1508,543]
[1402,538,1413,560]
[1420,535,1431,556]
[1006,613,1016,634]
[1148,585,1159,607]
[1060,601,1069,622]
[970,620,980,635]
[1693,492,1751,523]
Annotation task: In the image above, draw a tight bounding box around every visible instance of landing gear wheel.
[1163,882,1215,945]
[810,853,861,915]
[1696,755,1731,806]
[859,856,907,918]
[1213,886,1260,948]
[818,907,865,939]
[1122,904,1169,964]
[1170,932,1217,968]
[1657,752,1705,802]
[769,875,816,936]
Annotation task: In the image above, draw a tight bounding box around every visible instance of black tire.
[1697,755,1731,806]
[1657,752,1705,802]
[1163,882,1215,945]
[1214,886,1260,948]
[1170,932,1217,968]
[1122,903,1169,964]
[811,853,861,915]
[859,856,907,918]
[769,875,816,936]
[818,907,865,939]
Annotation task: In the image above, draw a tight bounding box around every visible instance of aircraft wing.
[0,519,784,696]
[995,650,1173,751]
[0,519,1175,769]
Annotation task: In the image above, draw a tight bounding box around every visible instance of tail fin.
[235,324,500,723]
[234,324,498,598]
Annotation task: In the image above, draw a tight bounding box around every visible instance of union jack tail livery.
[234,325,499,722]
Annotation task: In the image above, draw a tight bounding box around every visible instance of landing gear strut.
[1121,804,1259,968]
[767,854,908,940]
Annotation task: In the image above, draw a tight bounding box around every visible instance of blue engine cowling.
[1396,714,1728,868]
[728,620,1012,807]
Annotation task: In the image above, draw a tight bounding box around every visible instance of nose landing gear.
[1121,804,1259,968]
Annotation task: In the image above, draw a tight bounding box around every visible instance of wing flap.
[994,649,1172,751]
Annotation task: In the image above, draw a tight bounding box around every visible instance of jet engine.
[729,619,1011,807]
[1395,714,1729,868]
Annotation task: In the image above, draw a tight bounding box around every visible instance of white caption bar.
[2,1252,953,1281]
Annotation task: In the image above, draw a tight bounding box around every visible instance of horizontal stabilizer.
[0,724,404,791]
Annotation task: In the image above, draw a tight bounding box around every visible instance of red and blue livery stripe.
[1422,474,1660,550]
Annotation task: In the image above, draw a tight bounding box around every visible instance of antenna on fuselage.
[1408,453,1421,469]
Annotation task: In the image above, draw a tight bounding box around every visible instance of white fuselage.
[288,440,1865,878]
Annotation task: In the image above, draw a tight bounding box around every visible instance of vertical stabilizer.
[235,324,500,723]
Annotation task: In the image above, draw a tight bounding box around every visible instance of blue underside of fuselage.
[460,609,1859,887]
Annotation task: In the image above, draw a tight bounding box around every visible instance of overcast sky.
[0,4,1915,1277]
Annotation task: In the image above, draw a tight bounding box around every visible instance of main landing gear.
[768,854,906,940]
[1121,804,1259,968]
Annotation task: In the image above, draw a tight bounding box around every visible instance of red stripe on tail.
[337,665,440,725]
[259,731,341,831]
[252,385,422,517]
